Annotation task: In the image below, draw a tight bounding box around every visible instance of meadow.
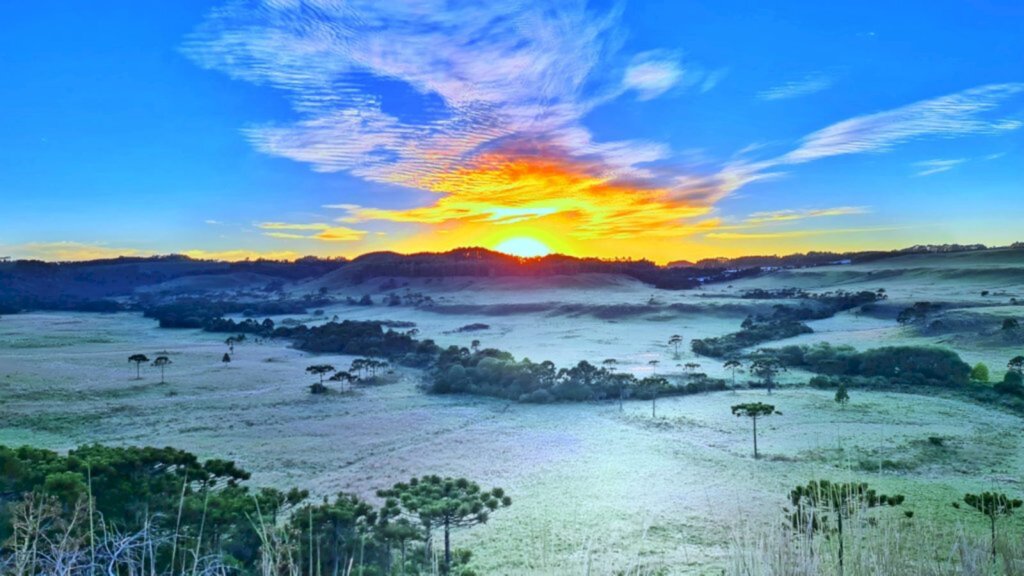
[2,251,1023,574]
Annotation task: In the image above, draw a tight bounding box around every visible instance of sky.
[0,0,1021,263]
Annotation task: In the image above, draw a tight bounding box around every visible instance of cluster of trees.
[691,290,882,358]
[127,353,172,383]
[427,348,726,404]
[769,343,972,387]
[142,298,325,329]
[305,358,393,393]
[0,444,508,575]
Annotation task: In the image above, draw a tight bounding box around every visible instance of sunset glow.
[493,237,552,258]
[1,2,1021,262]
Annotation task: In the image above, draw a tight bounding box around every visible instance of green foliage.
[768,343,971,387]
[834,383,850,406]
[970,362,989,382]
[786,480,904,572]
[748,355,786,394]
[731,402,779,459]
[378,475,510,572]
[961,491,1023,559]
[692,291,881,358]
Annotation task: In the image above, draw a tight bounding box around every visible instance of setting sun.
[493,237,552,258]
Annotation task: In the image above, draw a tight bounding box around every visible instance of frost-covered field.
[2,302,1023,574]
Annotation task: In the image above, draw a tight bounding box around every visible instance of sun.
[493,237,552,258]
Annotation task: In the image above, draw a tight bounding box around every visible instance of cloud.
[345,152,713,240]
[0,242,303,262]
[177,249,303,261]
[623,52,684,100]
[256,222,367,242]
[913,158,966,176]
[185,2,1024,249]
[706,227,894,240]
[184,1,741,243]
[744,206,870,224]
[758,74,833,101]
[1,241,151,261]
[782,83,1024,163]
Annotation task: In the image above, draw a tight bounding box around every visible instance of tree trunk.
[838,511,844,576]
[160,365,165,384]
[991,514,997,561]
[444,517,451,574]
[652,395,657,419]
[752,416,758,459]
[136,362,141,379]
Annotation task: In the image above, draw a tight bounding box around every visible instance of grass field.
[2,303,1022,574]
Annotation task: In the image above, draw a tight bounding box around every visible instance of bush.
[970,362,990,382]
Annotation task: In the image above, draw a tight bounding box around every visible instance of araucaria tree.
[641,376,669,418]
[723,358,742,392]
[128,354,149,379]
[378,476,511,573]
[151,355,172,384]
[668,334,683,358]
[786,480,904,575]
[749,355,785,395]
[960,491,1023,560]
[306,364,336,385]
[731,402,779,459]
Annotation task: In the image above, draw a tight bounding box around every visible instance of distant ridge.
[1,243,1021,312]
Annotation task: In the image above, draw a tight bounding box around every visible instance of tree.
[668,334,683,358]
[787,480,904,575]
[128,354,149,379]
[225,336,235,354]
[731,402,779,459]
[961,492,1023,560]
[834,383,850,407]
[151,355,172,384]
[648,359,659,375]
[970,362,990,382]
[222,352,231,363]
[749,355,786,395]
[684,362,701,375]
[1002,318,1020,330]
[329,370,358,392]
[641,376,669,418]
[377,476,510,573]
[1008,355,1024,374]
[723,359,742,392]
[306,364,336,385]
[602,359,623,411]
[470,339,480,353]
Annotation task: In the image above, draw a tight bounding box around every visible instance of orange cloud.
[345,154,713,244]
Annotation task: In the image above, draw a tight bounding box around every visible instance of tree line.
[0,444,507,575]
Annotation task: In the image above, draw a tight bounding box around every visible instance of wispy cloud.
[256,222,366,242]
[758,74,833,101]
[913,158,966,176]
[184,1,1024,249]
[183,1,735,243]
[743,206,870,224]
[781,83,1024,163]
[706,227,895,240]
[623,52,684,100]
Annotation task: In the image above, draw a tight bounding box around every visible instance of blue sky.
[0,0,1021,262]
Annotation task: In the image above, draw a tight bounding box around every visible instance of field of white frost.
[2,254,1023,574]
